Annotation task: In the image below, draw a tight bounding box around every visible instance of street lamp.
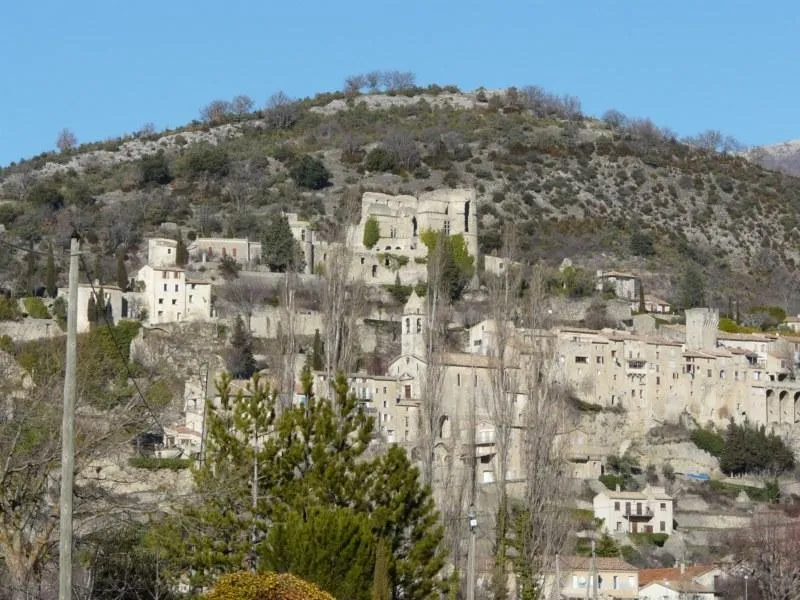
[467,504,477,600]
[744,575,748,600]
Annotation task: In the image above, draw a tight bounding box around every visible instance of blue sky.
[1,0,797,167]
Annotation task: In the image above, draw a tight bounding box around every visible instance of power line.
[0,237,63,256]
[78,253,167,434]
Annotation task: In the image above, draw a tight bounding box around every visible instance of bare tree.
[734,511,800,600]
[320,245,365,396]
[417,236,450,487]
[200,100,232,125]
[231,94,255,116]
[384,129,421,170]
[219,276,273,331]
[364,71,382,92]
[382,70,416,92]
[343,74,366,96]
[56,128,78,153]
[483,229,525,596]
[510,265,574,599]
[601,109,628,132]
[264,91,298,130]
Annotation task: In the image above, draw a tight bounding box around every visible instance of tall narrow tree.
[176,231,189,267]
[115,251,128,291]
[45,246,57,298]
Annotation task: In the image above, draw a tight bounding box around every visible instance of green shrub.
[176,143,230,178]
[0,297,22,321]
[719,419,795,476]
[139,151,171,185]
[690,427,725,457]
[363,216,380,249]
[364,147,396,172]
[204,571,335,600]
[23,297,50,319]
[629,532,669,547]
[599,474,626,491]
[128,456,192,470]
[290,155,331,190]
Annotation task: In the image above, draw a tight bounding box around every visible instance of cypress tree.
[116,251,128,291]
[87,293,97,329]
[312,329,324,371]
[93,254,103,285]
[45,246,57,298]
[176,231,189,266]
[25,243,37,296]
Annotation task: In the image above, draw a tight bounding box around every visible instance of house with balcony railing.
[593,485,674,535]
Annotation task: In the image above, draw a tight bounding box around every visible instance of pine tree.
[45,246,57,298]
[176,231,189,266]
[152,371,447,596]
[226,315,255,378]
[116,251,128,290]
[371,539,391,600]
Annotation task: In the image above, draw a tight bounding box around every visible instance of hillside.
[746,139,800,177]
[3,84,800,311]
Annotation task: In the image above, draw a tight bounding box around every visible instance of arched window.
[405,318,410,334]
[438,415,451,439]
[416,318,422,333]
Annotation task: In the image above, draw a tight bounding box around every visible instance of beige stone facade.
[593,485,674,535]
[542,556,639,600]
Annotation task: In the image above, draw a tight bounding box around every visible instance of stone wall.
[0,318,61,342]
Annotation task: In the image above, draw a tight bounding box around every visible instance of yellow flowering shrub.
[204,571,336,600]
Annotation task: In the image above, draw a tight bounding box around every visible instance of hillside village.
[3,184,800,595]
[3,84,800,599]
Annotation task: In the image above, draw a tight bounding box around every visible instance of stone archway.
[766,389,778,424]
[795,392,800,423]
[780,390,790,423]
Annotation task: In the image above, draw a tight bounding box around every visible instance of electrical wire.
[78,252,168,434]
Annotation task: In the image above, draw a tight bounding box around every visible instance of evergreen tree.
[371,539,391,600]
[25,243,37,296]
[45,246,57,298]
[679,263,705,309]
[261,507,375,600]
[311,329,324,371]
[93,254,103,285]
[152,370,446,597]
[594,533,621,557]
[261,213,300,272]
[226,315,255,378]
[116,251,128,291]
[176,231,189,266]
[87,293,97,329]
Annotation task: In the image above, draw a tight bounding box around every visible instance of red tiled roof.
[638,565,716,587]
[557,556,638,572]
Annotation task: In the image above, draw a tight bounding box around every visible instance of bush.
[363,216,380,249]
[599,474,626,491]
[363,147,396,172]
[691,427,725,457]
[291,155,331,190]
[176,143,230,178]
[0,296,21,321]
[204,571,335,600]
[23,297,50,319]
[139,151,171,185]
[128,456,192,470]
[719,419,795,476]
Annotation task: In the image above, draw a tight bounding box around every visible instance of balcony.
[623,506,653,520]
[626,359,647,375]
[475,429,496,445]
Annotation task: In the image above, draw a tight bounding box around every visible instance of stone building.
[593,485,674,535]
[346,189,479,285]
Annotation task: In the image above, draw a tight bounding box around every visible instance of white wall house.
[57,283,125,334]
[593,485,674,535]
[541,556,639,600]
[639,565,724,600]
[135,265,212,326]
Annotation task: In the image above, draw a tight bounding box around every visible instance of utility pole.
[59,234,80,600]
[467,504,477,600]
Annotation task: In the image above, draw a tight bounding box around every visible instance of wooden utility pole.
[59,235,80,600]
